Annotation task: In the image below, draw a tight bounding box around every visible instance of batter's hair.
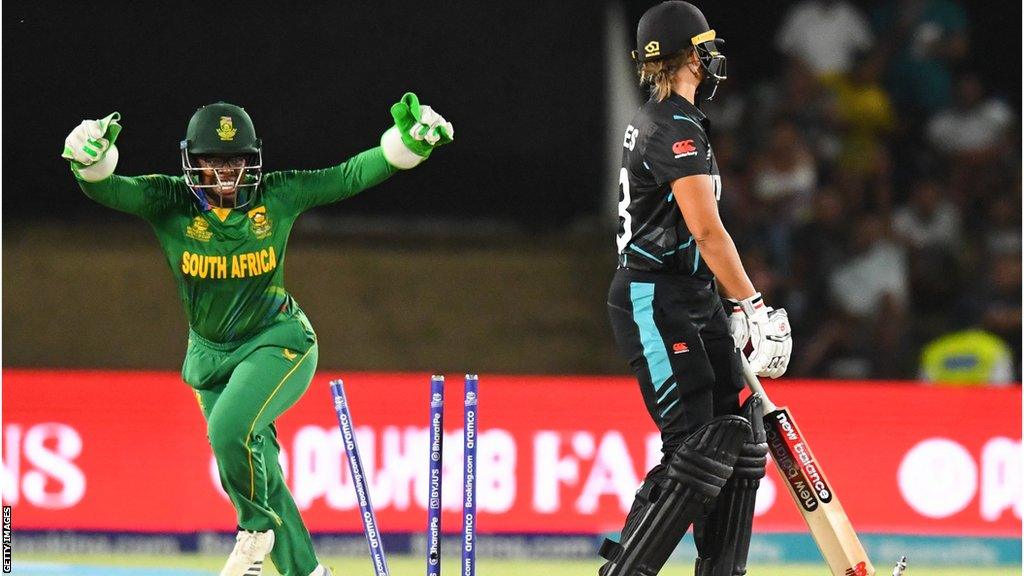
[639,48,695,101]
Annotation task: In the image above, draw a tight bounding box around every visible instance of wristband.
[380,126,426,169]
[738,292,765,317]
[723,297,743,315]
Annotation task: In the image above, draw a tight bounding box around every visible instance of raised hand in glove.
[62,112,122,182]
[380,92,453,169]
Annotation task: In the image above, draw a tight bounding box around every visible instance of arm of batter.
[673,175,792,378]
[672,175,755,300]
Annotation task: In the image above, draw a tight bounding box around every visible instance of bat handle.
[739,354,779,413]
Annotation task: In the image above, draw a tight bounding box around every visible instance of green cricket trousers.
[183,311,320,576]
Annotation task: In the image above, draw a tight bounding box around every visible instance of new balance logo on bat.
[769,410,834,506]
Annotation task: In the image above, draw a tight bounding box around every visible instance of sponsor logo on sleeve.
[672,139,697,158]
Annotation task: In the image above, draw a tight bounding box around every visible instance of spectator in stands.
[830,216,909,376]
[894,179,964,331]
[983,194,1022,257]
[921,252,1019,385]
[874,0,969,119]
[919,326,1016,385]
[979,253,1022,375]
[893,178,962,252]
[795,216,911,378]
[825,50,896,177]
[925,74,1017,199]
[828,216,909,312]
[749,60,841,162]
[776,0,873,77]
[750,120,818,272]
[788,188,849,351]
[793,188,849,299]
[926,73,1015,162]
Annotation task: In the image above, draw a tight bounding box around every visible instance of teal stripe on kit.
[628,244,663,264]
[629,282,672,392]
[657,381,677,404]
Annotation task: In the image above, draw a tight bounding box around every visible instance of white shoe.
[220,529,275,576]
[308,565,333,576]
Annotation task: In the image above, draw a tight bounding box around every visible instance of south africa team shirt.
[616,92,721,278]
[76,147,395,344]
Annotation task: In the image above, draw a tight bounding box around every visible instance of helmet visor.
[692,34,727,100]
[181,144,263,209]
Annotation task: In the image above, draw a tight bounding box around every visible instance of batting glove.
[739,293,792,379]
[381,92,453,169]
[62,112,122,182]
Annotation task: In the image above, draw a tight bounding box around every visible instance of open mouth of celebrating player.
[185,154,259,207]
[200,159,244,197]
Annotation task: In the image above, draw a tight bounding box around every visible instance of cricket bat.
[740,356,876,576]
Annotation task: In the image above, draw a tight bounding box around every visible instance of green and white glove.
[62,112,122,182]
[380,93,453,169]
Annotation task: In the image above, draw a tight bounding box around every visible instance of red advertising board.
[2,370,1020,537]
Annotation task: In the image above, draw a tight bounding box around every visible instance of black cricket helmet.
[634,1,727,100]
[180,102,263,209]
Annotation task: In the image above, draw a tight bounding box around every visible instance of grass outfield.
[14,553,1018,576]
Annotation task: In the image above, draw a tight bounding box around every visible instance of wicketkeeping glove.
[739,293,793,379]
[380,92,453,169]
[62,112,122,182]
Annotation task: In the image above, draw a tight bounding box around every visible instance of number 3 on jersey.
[616,167,632,252]
[618,124,639,252]
[617,169,722,253]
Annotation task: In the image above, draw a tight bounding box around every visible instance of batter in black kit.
[600,3,793,576]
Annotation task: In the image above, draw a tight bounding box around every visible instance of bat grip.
[739,354,779,413]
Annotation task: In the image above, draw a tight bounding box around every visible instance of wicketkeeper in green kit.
[61,95,453,576]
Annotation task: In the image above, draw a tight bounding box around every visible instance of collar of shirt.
[665,92,712,133]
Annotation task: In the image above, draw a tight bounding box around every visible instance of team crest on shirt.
[185,216,213,242]
[247,205,272,239]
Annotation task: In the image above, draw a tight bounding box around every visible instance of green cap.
[183,102,260,155]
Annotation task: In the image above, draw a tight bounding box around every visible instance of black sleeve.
[642,120,709,186]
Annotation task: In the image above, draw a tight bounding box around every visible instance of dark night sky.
[4,1,1019,227]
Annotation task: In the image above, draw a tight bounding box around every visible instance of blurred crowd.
[705,0,1021,382]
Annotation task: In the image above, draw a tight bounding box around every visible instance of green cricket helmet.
[180,102,263,209]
